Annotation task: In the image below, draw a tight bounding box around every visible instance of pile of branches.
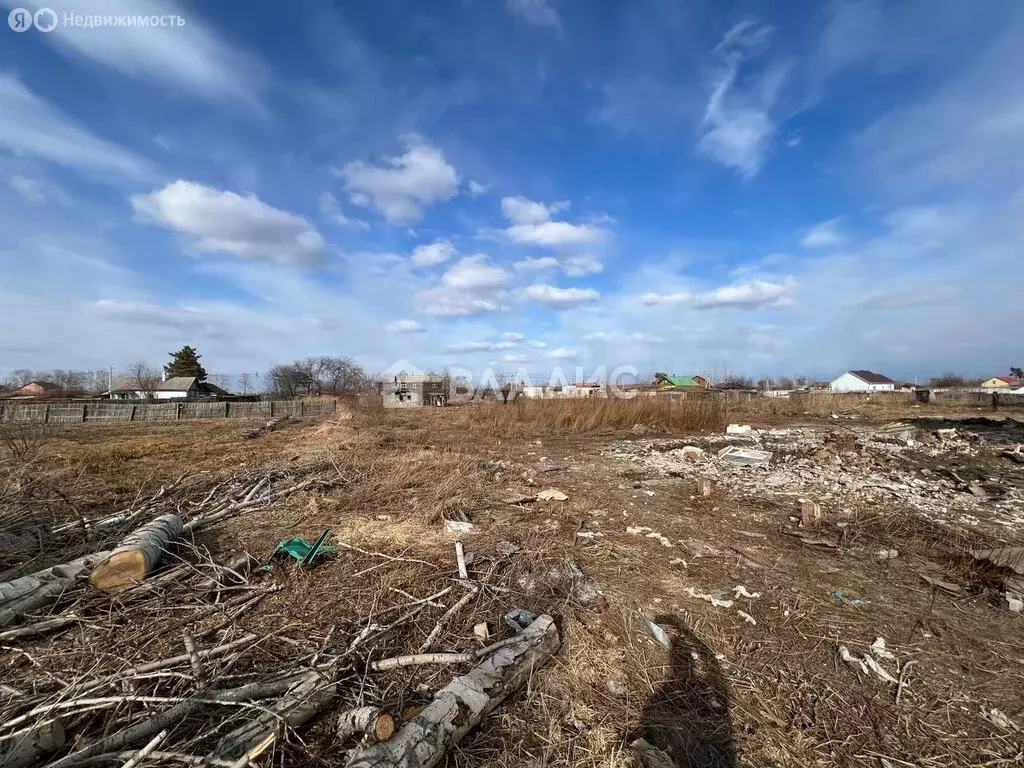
[0,464,563,768]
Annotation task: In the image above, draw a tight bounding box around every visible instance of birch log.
[88,514,183,592]
[345,613,560,768]
[337,707,396,744]
[0,552,111,628]
[206,668,338,762]
[0,719,65,768]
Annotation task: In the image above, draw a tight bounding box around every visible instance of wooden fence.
[0,399,337,425]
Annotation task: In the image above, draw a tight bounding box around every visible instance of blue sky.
[1,0,1022,382]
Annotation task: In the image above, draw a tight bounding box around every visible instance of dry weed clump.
[443,396,727,437]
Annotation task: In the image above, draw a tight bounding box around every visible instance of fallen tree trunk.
[0,719,65,768]
[206,666,339,762]
[345,613,560,768]
[88,514,183,592]
[0,553,111,628]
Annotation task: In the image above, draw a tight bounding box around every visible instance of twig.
[895,659,916,705]
[372,636,522,672]
[454,542,469,580]
[417,587,479,653]
[182,633,205,688]
[119,729,167,768]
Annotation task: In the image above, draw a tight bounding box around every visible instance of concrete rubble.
[606,421,1024,535]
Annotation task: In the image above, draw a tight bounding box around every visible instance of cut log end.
[88,550,148,592]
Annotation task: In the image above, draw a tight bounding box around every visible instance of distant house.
[104,376,230,401]
[381,374,447,407]
[830,370,896,393]
[654,373,709,391]
[8,381,62,398]
[981,376,1018,389]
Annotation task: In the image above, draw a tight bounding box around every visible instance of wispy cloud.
[643,278,796,309]
[507,0,561,32]
[0,73,151,180]
[801,218,845,248]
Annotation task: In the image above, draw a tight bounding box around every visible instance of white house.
[104,376,229,400]
[830,370,896,393]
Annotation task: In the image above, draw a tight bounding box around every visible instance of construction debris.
[717,446,772,466]
[726,424,753,435]
[537,487,569,502]
[970,547,1024,575]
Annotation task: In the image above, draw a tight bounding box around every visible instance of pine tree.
[165,345,208,381]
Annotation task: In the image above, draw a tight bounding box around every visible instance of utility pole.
[255,371,259,394]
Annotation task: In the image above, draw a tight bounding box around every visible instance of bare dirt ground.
[2,398,1023,768]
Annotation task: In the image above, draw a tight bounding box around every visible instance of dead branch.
[345,614,560,768]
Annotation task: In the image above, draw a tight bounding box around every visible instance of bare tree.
[9,369,33,387]
[238,373,251,394]
[128,361,161,401]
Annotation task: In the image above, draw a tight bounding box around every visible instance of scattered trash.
[877,549,900,560]
[575,531,605,539]
[443,519,477,535]
[717,446,772,466]
[934,428,957,441]
[839,645,868,674]
[537,488,569,502]
[830,590,869,606]
[265,530,335,569]
[870,637,896,661]
[981,706,1020,733]
[473,622,491,642]
[737,610,756,625]
[678,446,705,461]
[1004,591,1023,613]
[686,587,734,608]
[669,557,688,567]
[920,574,964,596]
[605,679,628,697]
[733,585,761,599]
[505,608,539,631]
[626,526,674,548]
[641,614,672,647]
[696,477,713,497]
[862,654,898,684]
[1001,447,1024,465]
[726,424,753,435]
[970,547,1024,575]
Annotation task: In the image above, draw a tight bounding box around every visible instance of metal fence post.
[300,401,305,416]
[270,401,275,417]
[81,404,87,423]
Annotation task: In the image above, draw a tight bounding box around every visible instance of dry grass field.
[2,396,1023,767]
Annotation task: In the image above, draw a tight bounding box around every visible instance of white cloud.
[468,180,489,197]
[502,332,524,341]
[642,278,795,310]
[341,136,459,225]
[411,240,457,267]
[514,256,560,271]
[502,353,532,363]
[500,196,604,247]
[2,0,265,102]
[445,340,517,353]
[507,0,561,31]
[564,253,603,276]
[386,319,427,333]
[856,285,959,310]
[131,180,328,267]
[523,283,601,309]
[502,196,569,225]
[801,218,845,247]
[528,341,548,349]
[698,22,787,178]
[548,347,578,359]
[318,192,369,230]
[441,255,508,291]
[415,289,507,317]
[584,331,665,344]
[8,174,70,205]
[415,255,510,317]
[0,73,150,180]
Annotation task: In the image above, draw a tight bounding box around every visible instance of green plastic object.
[264,529,335,569]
